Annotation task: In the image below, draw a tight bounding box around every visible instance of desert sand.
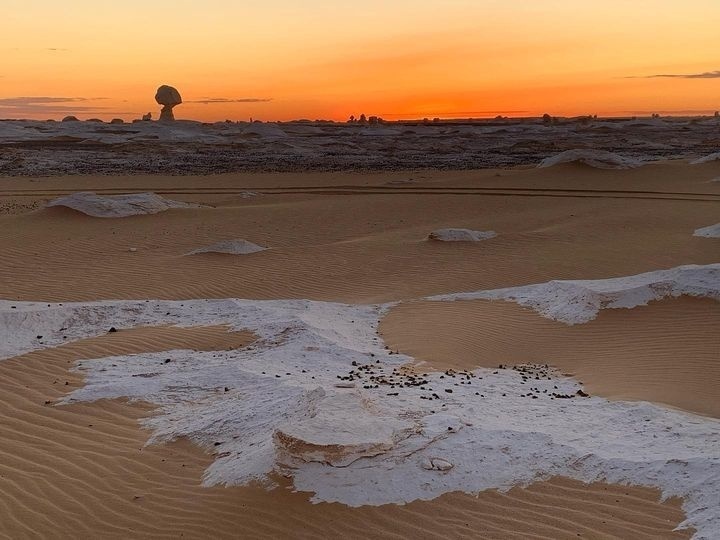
[0,158,718,538]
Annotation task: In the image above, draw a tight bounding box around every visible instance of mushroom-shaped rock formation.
[155,85,182,122]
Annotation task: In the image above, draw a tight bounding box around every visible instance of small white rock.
[431,458,454,471]
[128,247,138,252]
[428,228,497,242]
[422,457,454,471]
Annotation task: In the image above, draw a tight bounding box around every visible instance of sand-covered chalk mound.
[46,192,199,218]
[186,239,268,256]
[429,263,720,324]
[428,228,497,242]
[694,223,720,238]
[691,152,720,165]
[538,149,643,169]
[274,393,414,467]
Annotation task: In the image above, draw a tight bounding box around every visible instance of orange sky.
[1,0,719,121]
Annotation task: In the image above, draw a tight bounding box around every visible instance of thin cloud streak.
[0,96,110,115]
[628,70,720,79]
[382,110,530,117]
[0,97,96,106]
[187,98,273,104]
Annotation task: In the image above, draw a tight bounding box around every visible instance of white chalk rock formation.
[155,85,182,122]
[274,394,414,467]
[186,239,268,256]
[429,229,497,242]
[421,457,454,472]
[694,223,720,238]
[429,264,720,325]
[3,279,719,537]
[538,149,643,169]
[47,192,198,218]
[691,152,720,165]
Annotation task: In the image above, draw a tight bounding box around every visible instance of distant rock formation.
[142,113,152,121]
[61,116,79,122]
[110,118,124,124]
[155,85,182,122]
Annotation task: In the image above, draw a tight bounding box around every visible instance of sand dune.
[381,296,720,417]
[0,164,717,304]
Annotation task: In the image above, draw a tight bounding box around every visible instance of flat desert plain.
[0,159,718,539]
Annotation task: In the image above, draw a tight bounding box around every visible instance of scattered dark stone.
[108,327,118,333]
[445,389,453,393]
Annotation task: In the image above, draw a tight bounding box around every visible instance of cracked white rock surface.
[428,263,720,324]
[1,263,718,538]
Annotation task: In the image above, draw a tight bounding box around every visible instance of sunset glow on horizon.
[2,0,719,122]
